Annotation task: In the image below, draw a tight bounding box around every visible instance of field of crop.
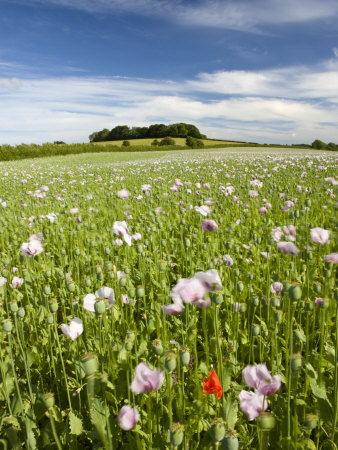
[91,138,242,147]
[0,147,336,449]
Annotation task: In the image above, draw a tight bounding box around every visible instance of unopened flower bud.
[9,301,18,313]
[251,325,260,336]
[304,414,318,430]
[179,349,190,366]
[74,248,81,256]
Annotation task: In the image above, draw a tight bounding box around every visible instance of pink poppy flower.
[195,205,211,216]
[259,207,268,214]
[171,277,206,304]
[83,287,115,312]
[20,238,43,257]
[112,221,132,246]
[130,363,164,394]
[194,269,222,291]
[117,405,139,431]
[70,208,79,214]
[323,253,338,264]
[223,254,234,267]
[203,183,210,189]
[61,318,83,340]
[202,220,218,231]
[270,282,283,295]
[283,225,296,241]
[271,227,282,242]
[10,277,24,288]
[117,189,130,199]
[239,391,267,421]
[315,298,324,307]
[324,177,337,185]
[277,241,299,256]
[243,364,281,396]
[161,302,185,315]
[175,179,183,187]
[310,227,330,245]
[195,298,211,308]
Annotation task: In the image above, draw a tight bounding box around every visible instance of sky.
[0,0,338,146]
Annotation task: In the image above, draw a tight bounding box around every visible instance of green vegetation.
[312,140,338,151]
[89,122,205,142]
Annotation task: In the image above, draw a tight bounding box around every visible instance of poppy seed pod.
[136,286,145,298]
[313,282,321,294]
[74,248,81,256]
[94,299,106,315]
[44,285,51,295]
[251,325,260,336]
[184,238,191,248]
[179,349,190,366]
[304,414,318,430]
[2,319,13,333]
[81,352,98,377]
[128,287,136,298]
[257,412,276,430]
[17,307,25,319]
[222,433,239,450]
[46,313,54,325]
[104,247,110,255]
[164,351,177,372]
[152,339,163,356]
[274,310,283,323]
[239,303,247,313]
[270,297,281,308]
[305,199,311,207]
[236,282,244,292]
[119,277,128,287]
[43,393,55,409]
[170,423,184,447]
[9,301,18,313]
[85,279,92,287]
[66,282,76,293]
[319,298,330,309]
[233,269,240,277]
[305,301,314,311]
[60,248,66,255]
[212,292,223,305]
[251,297,260,307]
[49,299,59,313]
[124,338,134,351]
[288,283,302,301]
[210,418,226,442]
[290,353,302,371]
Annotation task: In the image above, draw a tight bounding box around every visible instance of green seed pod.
[66,282,76,292]
[119,277,128,287]
[94,300,106,315]
[288,283,302,301]
[105,262,113,271]
[239,303,247,313]
[74,248,81,256]
[43,393,55,409]
[17,307,25,319]
[128,287,136,298]
[81,352,98,377]
[300,274,305,283]
[212,292,223,305]
[251,297,260,307]
[305,301,314,311]
[179,349,190,366]
[104,247,110,255]
[293,329,304,342]
[46,313,54,325]
[152,339,163,356]
[164,351,177,372]
[290,353,302,371]
[44,285,51,295]
[284,269,289,278]
[9,301,18,313]
[44,270,52,279]
[210,418,226,442]
[324,260,332,270]
[319,298,330,309]
[236,282,244,293]
[60,248,66,255]
[323,269,331,278]
[170,423,184,447]
[304,414,318,430]
[184,238,191,248]
[257,412,276,430]
[85,278,92,287]
[49,299,59,313]
[251,325,260,336]
[305,199,311,207]
[270,296,280,308]
[136,244,143,254]
[274,310,283,323]
[233,246,240,254]
[136,286,145,298]
[222,435,239,450]
[283,281,291,292]
[233,268,240,277]
[294,210,300,218]
[124,338,134,351]
[2,319,13,333]
[248,272,254,281]
[313,282,321,294]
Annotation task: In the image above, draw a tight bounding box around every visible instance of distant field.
[92,137,243,147]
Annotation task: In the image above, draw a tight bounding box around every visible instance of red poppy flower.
[203,370,222,399]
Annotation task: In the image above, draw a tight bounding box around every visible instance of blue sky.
[1,0,338,145]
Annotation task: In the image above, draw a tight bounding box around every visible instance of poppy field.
[0,147,337,449]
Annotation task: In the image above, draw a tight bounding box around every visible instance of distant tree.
[122,140,130,147]
[159,137,175,146]
[327,142,337,151]
[89,128,110,142]
[107,125,130,141]
[186,136,204,148]
[53,141,66,145]
[312,139,326,149]
[147,124,167,138]
[151,139,159,146]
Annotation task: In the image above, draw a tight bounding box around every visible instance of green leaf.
[69,411,83,436]
[309,378,327,400]
[305,363,317,380]
[223,394,238,429]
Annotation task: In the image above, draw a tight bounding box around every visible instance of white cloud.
[0,78,22,90]
[1,61,338,145]
[10,0,338,32]
[333,48,338,58]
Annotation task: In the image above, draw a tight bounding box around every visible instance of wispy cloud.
[9,0,338,32]
[1,59,337,146]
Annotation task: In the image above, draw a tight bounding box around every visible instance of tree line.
[311,140,338,151]
[89,123,206,142]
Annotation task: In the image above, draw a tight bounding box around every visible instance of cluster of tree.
[312,140,337,151]
[89,123,206,142]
